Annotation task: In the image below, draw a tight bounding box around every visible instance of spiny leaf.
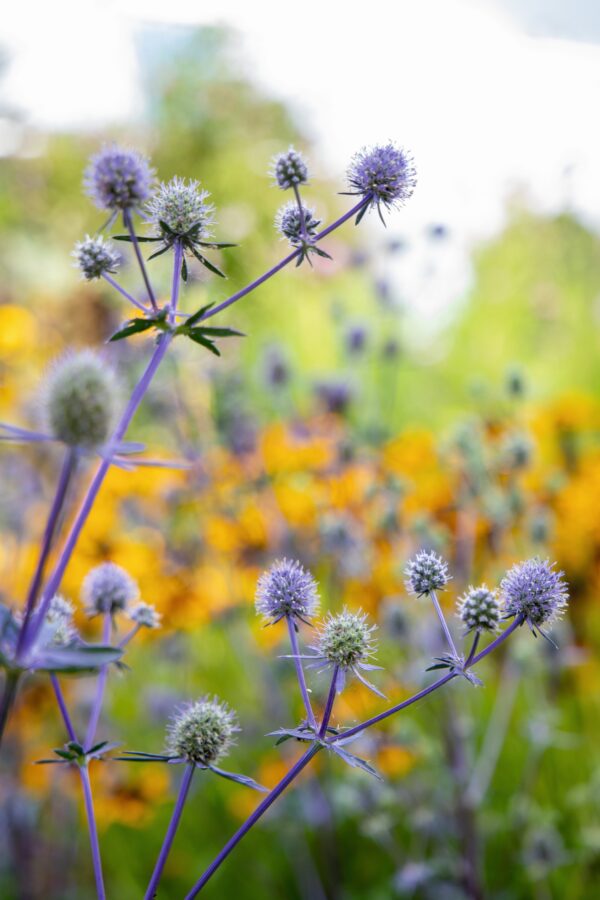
[112,235,160,243]
[190,247,226,278]
[185,302,215,327]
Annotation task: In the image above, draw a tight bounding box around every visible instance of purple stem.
[292,184,308,241]
[84,614,112,750]
[318,667,339,738]
[123,209,158,311]
[286,617,316,730]
[198,196,370,324]
[118,623,141,649]
[101,273,150,313]
[430,589,459,659]
[50,674,77,742]
[144,763,195,900]
[184,745,320,899]
[16,448,77,657]
[79,764,107,900]
[465,631,481,666]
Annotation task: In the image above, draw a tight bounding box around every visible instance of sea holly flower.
[271,146,308,189]
[82,562,139,619]
[72,235,120,281]
[457,585,501,635]
[404,551,451,597]
[45,596,77,646]
[275,201,329,267]
[500,558,569,643]
[255,558,320,626]
[129,602,161,630]
[84,144,154,213]
[344,142,417,224]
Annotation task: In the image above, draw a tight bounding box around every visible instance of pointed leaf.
[190,247,226,278]
[185,302,216,327]
[147,245,171,262]
[112,235,160,243]
[329,744,382,780]
[108,317,157,343]
[208,766,269,792]
[186,332,221,356]
[35,643,122,674]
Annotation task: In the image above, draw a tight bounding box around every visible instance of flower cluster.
[271,147,308,189]
[275,202,320,247]
[346,143,416,214]
[167,697,238,766]
[457,585,501,633]
[45,595,76,646]
[82,562,139,618]
[255,558,319,624]
[404,551,451,596]
[501,558,569,631]
[44,351,118,449]
[84,145,154,212]
[147,177,215,247]
[73,235,120,281]
[129,602,162,630]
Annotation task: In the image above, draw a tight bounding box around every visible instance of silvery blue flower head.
[275,202,320,247]
[84,145,154,212]
[73,235,120,281]
[255,558,319,625]
[405,551,451,596]
[45,595,77,646]
[129,602,162,630]
[501,558,569,636]
[346,143,416,221]
[43,350,119,449]
[167,696,238,765]
[457,585,501,634]
[271,146,308,189]
[146,177,215,247]
[310,609,384,696]
[82,562,139,618]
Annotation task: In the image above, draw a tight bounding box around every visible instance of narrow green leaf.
[186,332,221,356]
[185,302,215,327]
[108,318,156,343]
[190,247,226,278]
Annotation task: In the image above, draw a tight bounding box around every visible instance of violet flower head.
[129,602,162,630]
[501,558,569,634]
[457,585,501,634]
[312,609,384,696]
[405,550,451,597]
[347,143,416,216]
[271,146,308,189]
[255,558,319,625]
[84,144,153,212]
[45,595,77,646]
[43,350,119,449]
[82,562,139,618]
[146,176,215,248]
[167,697,238,766]
[73,235,120,281]
[275,202,320,247]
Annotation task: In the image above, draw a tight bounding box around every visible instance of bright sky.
[2,0,599,320]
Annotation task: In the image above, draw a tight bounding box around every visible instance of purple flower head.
[405,550,451,596]
[347,143,416,215]
[129,602,162,630]
[72,234,120,281]
[255,558,319,625]
[457,585,501,633]
[45,595,77,646]
[146,176,215,246]
[82,562,139,618]
[275,202,320,247]
[43,350,119,449]
[345,324,368,355]
[501,558,568,632]
[84,144,154,211]
[314,379,354,415]
[167,696,238,765]
[271,146,308,190]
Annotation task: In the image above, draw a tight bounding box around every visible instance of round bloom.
[46,595,76,645]
[275,202,320,246]
[405,551,451,596]
[347,143,416,210]
[316,609,376,669]
[457,585,501,633]
[255,558,319,624]
[500,558,569,629]
[72,234,120,281]
[44,350,119,448]
[271,146,308,189]
[82,562,139,617]
[146,177,215,245]
[167,697,238,766]
[84,144,153,211]
[129,602,161,629]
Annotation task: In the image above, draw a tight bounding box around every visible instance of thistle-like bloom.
[167,697,238,766]
[405,551,451,596]
[275,202,320,247]
[346,143,416,218]
[306,609,384,696]
[501,558,569,634]
[146,177,215,247]
[73,234,120,281]
[457,585,501,634]
[84,145,154,211]
[129,602,161,629]
[255,558,319,625]
[82,562,139,618]
[271,146,308,189]
[44,350,119,449]
[45,595,76,646]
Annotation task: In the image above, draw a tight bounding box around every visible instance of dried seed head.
[82,562,139,617]
[73,235,120,280]
[405,551,451,596]
[146,177,215,243]
[271,146,308,189]
[255,558,319,624]
[275,202,320,246]
[44,350,118,448]
[501,558,569,628]
[316,609,376,669]
[347,143,416,209]
[84,144,154,211]
[457,585,501,633]
[167,697,238,765]
[129,602,162,629]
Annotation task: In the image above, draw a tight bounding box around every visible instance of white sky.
[2,0,599,320]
